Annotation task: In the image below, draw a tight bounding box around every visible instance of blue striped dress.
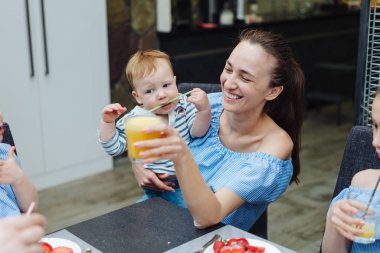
[189,93,293,231]
[329,187,380,253]
[100,94,197,174]
[0,143,21,217]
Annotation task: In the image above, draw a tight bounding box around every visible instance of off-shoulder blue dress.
[189,93,293,230]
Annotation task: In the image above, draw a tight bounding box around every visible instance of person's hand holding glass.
[345,188,380,244]
[124,115,163,164]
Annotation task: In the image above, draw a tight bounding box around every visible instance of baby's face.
[132,59,179,115]
[372,94,380,157]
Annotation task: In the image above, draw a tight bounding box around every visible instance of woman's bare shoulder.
[260,125,293,160]
[351,169,380,189]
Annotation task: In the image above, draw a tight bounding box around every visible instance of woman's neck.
[221,109,266,136]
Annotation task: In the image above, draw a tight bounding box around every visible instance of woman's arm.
[135,124,244,228]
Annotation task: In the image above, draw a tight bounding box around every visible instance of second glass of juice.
[124,116,163,164]
[346,188,380,244]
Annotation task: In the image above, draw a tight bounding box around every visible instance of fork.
[193,234,222,253]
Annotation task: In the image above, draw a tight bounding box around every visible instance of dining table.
[45,198,297,253]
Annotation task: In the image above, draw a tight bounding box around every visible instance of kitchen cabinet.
[0,0,112,189]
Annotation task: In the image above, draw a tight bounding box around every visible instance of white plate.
[204,238,281,253]
[40,237,81,253]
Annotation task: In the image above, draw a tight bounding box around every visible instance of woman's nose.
[224,75,238,89]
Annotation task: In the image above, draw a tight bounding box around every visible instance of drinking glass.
[124,115,163,164]
[346,188,380,244]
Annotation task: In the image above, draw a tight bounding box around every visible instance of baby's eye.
[163,83,170,88]
[145,89,154,94]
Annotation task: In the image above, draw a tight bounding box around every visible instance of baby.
[98,50,211,207]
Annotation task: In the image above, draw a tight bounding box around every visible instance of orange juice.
[125,116,162,162]
[354,222,376,238]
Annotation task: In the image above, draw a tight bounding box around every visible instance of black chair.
[332,126,380,198]
[320,126,380,252]
[178,82,268,239]
[2,122,16,153]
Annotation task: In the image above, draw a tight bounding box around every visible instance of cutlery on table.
[149,91,192,112]
[193,234,222,253]
[360,175,380,219]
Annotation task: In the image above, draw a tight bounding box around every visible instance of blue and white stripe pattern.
[100,94,197,174]
[189,92,293,231]
[328,187,380,253]
[0,143,21,217]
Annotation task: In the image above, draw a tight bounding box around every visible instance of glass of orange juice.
[347,188,380,244]
[124,115,163,164]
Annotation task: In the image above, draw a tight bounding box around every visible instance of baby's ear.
[132,91,142,104]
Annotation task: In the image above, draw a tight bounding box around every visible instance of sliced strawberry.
[51,246,73,253]
[40,242,53,253]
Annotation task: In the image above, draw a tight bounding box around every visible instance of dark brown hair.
[239,29,305,184]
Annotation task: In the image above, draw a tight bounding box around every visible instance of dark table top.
[65,198,223,252]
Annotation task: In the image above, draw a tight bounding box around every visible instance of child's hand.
[187,88,210,112]
[0,146,23,185]
[102,103,127,123]
[329,199,367,241]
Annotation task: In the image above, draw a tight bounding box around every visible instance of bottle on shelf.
[219,2,234,26]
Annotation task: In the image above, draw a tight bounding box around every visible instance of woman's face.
[220,41,281,114]
[372,94,380,157]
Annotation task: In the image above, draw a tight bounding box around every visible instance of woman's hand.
[329,199,366,240]
[134,124,189,164]
[131,163,175,192]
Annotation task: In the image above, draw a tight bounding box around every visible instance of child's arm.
[322,199,361,253]
[0,147,38,213]
[99,103,127,142]
[187,88,211,137]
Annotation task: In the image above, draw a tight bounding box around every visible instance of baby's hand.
[0,146,23,185]
[102,103,127,123]
[187,88,210,112]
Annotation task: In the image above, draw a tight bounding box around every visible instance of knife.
[193,234,222,253]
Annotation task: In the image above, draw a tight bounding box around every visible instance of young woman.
[132,29,305,230]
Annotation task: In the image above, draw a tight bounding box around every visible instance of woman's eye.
[241,76,252,82]
[224,67,232,73]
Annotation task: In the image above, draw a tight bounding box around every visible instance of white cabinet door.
[0,0,45,176]
[39,0,110,172]
[0,1,112,189]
